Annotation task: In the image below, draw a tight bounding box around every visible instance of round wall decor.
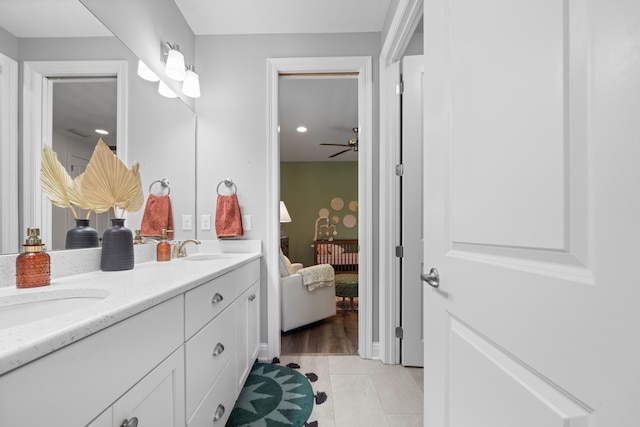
[343,214,357,229]
[330,197,344,211]
[318,208,330,218]
[349,200,358,212]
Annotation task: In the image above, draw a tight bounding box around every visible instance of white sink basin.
[0,288,109,330]
[183,253,234,261]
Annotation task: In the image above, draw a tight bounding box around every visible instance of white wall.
[194,32,381,343]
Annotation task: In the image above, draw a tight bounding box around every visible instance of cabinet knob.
[212,404,225,422]
[212,342,225,357]
[120,417,138,427]
[211,293,224,304]
[248,294,256,302]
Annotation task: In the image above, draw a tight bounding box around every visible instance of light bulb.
[165,46,186,81]
[182,66,201,98]
[137,60,159,82]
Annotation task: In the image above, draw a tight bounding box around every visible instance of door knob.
[421,268,440,288]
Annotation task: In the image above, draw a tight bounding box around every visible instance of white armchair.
[281,263,337,332]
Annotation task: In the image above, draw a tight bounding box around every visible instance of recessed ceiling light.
[95,129,109,135]
[296,126,307,133]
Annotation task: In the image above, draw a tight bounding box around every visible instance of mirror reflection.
[0,1,197,254]
[51,77,117,250]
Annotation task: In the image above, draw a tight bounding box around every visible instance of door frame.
[22,60,128,249]
[266,56,373,359]
[379,0,424,364]
[0,52,18,253]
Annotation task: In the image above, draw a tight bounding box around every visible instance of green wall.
[281,161,358,267]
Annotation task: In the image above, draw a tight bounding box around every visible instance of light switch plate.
[201,214,211,230]
[182,214,192,231]
[242,214,252,231]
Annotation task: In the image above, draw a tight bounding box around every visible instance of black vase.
[65,219,99,249]
[101,218,134,271]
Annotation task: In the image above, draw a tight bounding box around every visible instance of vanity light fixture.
[182,65,201,98]
[158,80,178,98]
[137,60,159,82]
[164,42,186,81]
[296,126,308,133]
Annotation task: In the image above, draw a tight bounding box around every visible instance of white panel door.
[401,55,424,367]
[423,0,640,425]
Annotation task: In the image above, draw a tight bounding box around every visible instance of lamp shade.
[165,46,186,81]
[137,60,159,82]
[158,80,177,98]
[182,66,201,98]
[280,201,292,223]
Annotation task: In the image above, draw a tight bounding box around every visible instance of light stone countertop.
[0,242,261,376]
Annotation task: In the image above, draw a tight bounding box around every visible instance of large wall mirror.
[0,0,197,254]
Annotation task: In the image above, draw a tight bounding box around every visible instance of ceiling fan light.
[165,44,186,81]
[182,66,201,98]
[158,80,177,98]
[137,60,159,82]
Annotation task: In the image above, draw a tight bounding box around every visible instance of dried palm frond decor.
[81,138,144,271]
[40,145,99,249]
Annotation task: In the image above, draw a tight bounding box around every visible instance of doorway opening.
[266,56,373,361]
[22,60,127,250]
[278,75,359,355]
[50,76,117,250]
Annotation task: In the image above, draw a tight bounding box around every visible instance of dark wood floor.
[281,298,359,355]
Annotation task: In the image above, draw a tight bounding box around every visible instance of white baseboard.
[257,343,271,362]
[258,342,385,363]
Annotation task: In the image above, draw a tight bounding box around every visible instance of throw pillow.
[284,255,295,275]
[279,250,291,277]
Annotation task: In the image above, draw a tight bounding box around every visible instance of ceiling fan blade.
[329,149,352,158]
[320,143,350,147]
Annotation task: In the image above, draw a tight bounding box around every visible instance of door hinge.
[396,81,404,95]
[395,164,404,176]
[395,326,403,339]
[395,245,404,258]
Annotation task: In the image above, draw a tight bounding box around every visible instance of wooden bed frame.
[313,239,359,273]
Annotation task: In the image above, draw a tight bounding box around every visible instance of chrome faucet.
[174,239,201,258]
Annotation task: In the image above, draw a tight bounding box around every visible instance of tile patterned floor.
[278,355,424,427]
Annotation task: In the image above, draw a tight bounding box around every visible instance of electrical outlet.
[201,214,211,230]
[242,214,252,231]
[182,214,192,231]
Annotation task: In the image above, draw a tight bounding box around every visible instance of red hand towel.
[140,194,174,239]
[215,194,244,238]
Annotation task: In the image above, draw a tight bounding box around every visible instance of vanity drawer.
[235,259,260,296]
[187,356,236,427]
[185,305,235,417]
[185,271,234,339]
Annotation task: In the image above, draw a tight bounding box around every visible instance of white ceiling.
[1,0,391,161]
[174,0,393,36]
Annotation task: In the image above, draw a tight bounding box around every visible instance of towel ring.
[217,179,237,195]
[149,179,170,196]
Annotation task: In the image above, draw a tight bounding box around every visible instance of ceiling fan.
[320,127,359,158]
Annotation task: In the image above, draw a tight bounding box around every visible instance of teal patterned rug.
[226,362,315,426]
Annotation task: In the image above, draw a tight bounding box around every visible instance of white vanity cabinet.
[0,256,261,427]
[185,258,260,426]
[0,296,185,426]
[236,281,261,390]
[89,347,185,427]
